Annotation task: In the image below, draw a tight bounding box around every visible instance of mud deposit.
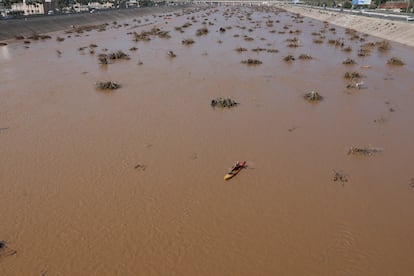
[1,5,414,275]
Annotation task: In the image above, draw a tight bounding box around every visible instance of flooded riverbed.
[1,5,414,275]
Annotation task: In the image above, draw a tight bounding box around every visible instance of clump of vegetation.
[304,91,323,102]
[96,81,121,90]
[267,49,279,53]
[129,47,138,51]
[72,24,108,34]
[284,55,295,62]
[377,40,390,51]
[387,57,404,65]
[241,58,262,65]
[211,97,239,108]
[235,47,248,52]
[333,170,348,184]
[251,47,267,52]
[342,46,352,52]
[15,35,25,40]
[344,71,362,79]
[342,58,356,65]
[182,38,195,45]
[348,146,382,156]
[298,54,312,60]
[56,36,65,42]
[89,44,98,48]
[313,39,323,44]
[0,42,7,46]
[244,36,254,41]
[196,27,209,36]
[98,54,108,64]
[28,34,51,40]
[108,51,130,60]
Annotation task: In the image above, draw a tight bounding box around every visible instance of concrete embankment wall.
[0,6,190,41]
[279,4,414,48]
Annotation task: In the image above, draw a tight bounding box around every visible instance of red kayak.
[224,161,246,180]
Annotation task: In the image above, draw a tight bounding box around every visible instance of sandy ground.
[1,4,414,276]
[279,4,414,47]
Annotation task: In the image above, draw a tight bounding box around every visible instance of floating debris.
[344,71,362,79]
[182,38,195,45]
[235,47,248,52]
[387,57,404,66]
[196,27,208,36]
[241,58,262,65]
[134,164,147,171]
[211,97,239,108]
[377,40,390,52]
[342,58,356,65]
[346,80,364,89]
[0,241,17,259]
[284,55,295,62]
[333,170,348,185]
[107,50,130,60]
[348,146,383,156]
[298,54,312,60]
[98,54,108,64]
[28,34,51,40]
[304,91,323,102]
[96,81,121,90]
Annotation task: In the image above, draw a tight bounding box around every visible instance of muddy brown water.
[1,5,414,275]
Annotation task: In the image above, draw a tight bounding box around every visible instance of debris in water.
[333,170,348,185]
[96,81,121,90]
[348,146,383,156]
[211,97,239,108]
[303,91,323,102]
